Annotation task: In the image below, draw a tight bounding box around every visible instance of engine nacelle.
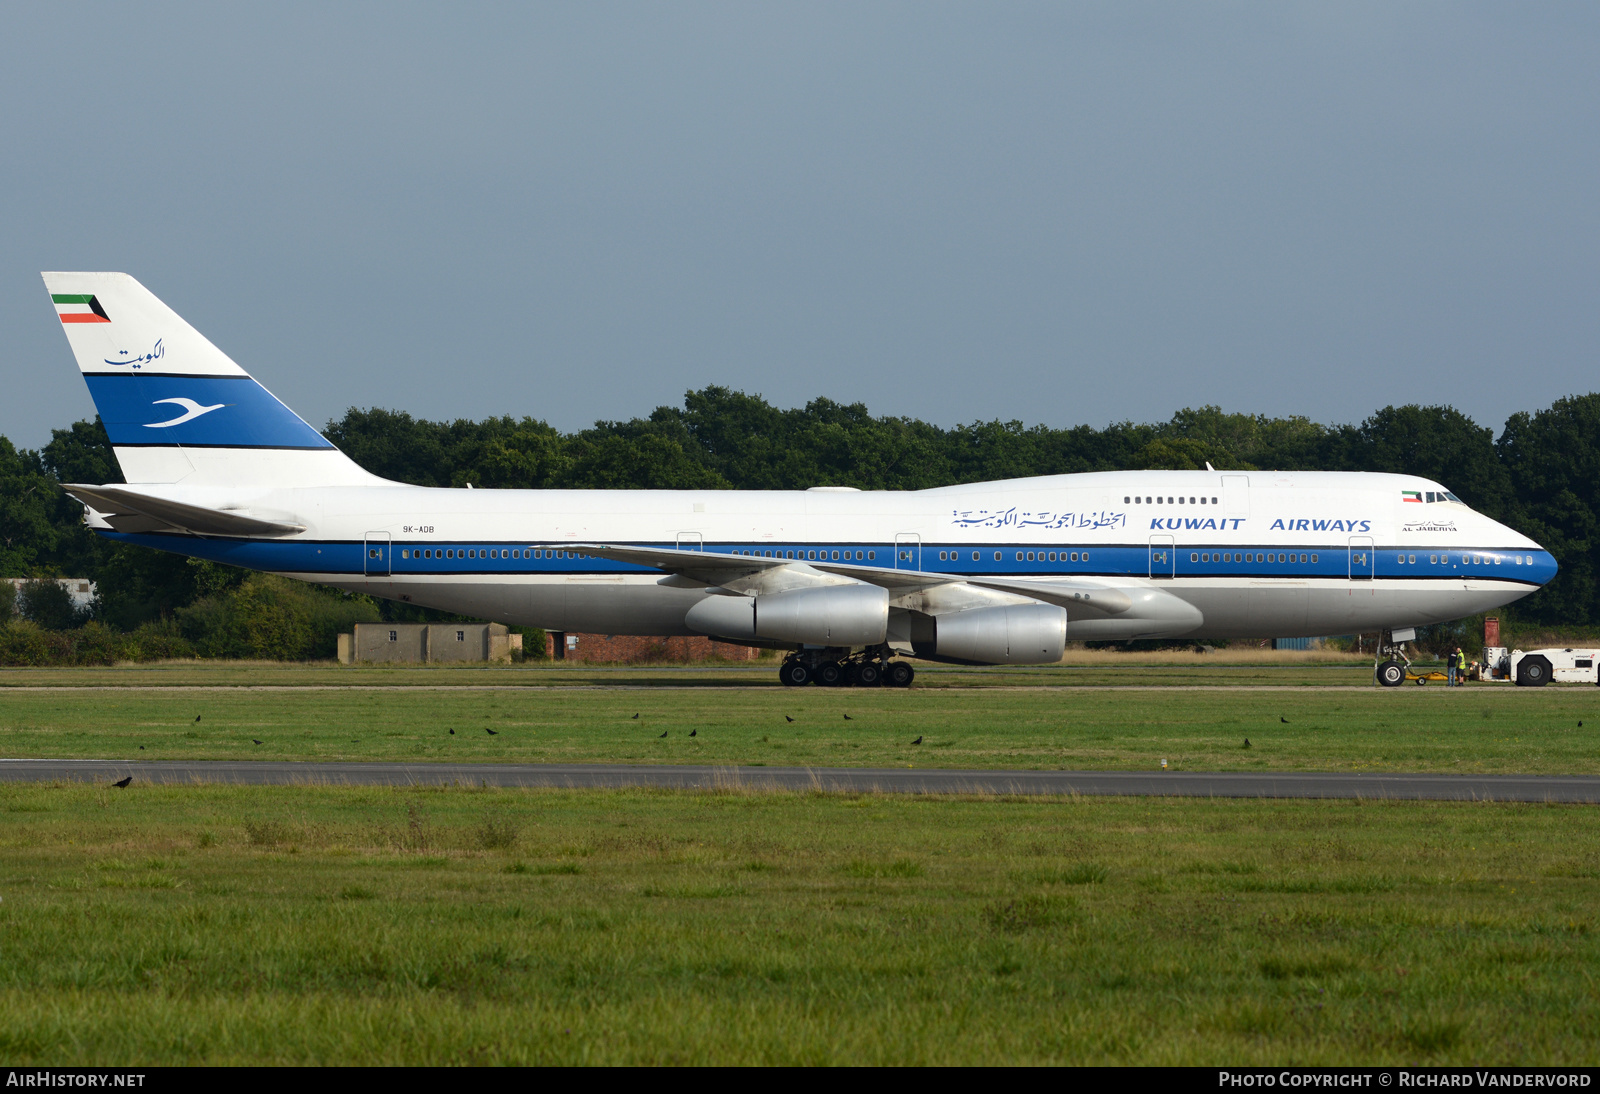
[913,603,1067,665]
[685,583,889,647]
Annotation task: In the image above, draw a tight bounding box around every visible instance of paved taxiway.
[3,760,1599,801]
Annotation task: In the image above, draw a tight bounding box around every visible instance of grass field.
[0,649,1377,690]
[0,781,1595,1065]
[2,671,1599,773]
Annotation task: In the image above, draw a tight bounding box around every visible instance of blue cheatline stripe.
[84,374,332,449]
[100,532,1556,586]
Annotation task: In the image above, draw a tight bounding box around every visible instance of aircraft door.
[364,531,391,578]
[1222,475,1250,520]
[895,533,921,571]
[675,532,703,551]
[1348,536,1374,580]
[1148,534,1175,579]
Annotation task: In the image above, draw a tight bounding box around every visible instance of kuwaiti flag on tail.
[53,294,110,323]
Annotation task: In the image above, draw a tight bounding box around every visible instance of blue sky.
[3,3,1596,449]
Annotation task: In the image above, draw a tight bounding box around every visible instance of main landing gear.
[779,647,914,688]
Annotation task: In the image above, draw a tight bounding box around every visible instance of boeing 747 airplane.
[43,272,1555,687]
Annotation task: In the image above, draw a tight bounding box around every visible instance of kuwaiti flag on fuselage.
[52,294,110,323]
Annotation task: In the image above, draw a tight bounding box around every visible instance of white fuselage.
[103,469,1551,643]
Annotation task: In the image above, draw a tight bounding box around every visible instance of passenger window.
[1070,552,1078,562]
[1124,496,1130,503]
[1081,552,1089,561]
[831,550,839,560]
[1409,555,1415,564]
[1015,553,1022,561]
[1310,554,1318,563]
[1210,497,1217,504]
[993,552,1000,561]
[400,550,409,559]
[971,552,979,561]
[939,551,947,561]
[868,551,875,560]
[1026,552,1035,561]
[1191,553,1199,562]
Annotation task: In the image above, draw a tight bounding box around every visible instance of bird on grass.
[911,735,924,745]
[1243,738,1252,749]
[194,715,201,723]
[844,714,853,721]
[632,713,639,720]
[252,739,262,745]
[1280,717,1289,724]
[139,746,145,751]
[785,715,795,723]
[657,729,668,738]
[112,776,132,788]
[485,728,499,736]
[449,728,455,735]
[689,729,697,737]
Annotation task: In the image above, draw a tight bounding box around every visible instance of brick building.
[545,632,762,664]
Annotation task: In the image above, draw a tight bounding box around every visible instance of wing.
[63,484,306,538]
[545,543,1131,615]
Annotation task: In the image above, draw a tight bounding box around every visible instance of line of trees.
[3,387,1600,659]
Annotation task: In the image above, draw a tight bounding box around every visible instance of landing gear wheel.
[886,662,915,688]
[779,661,811,687]
[816,662,845,687]
[1376,660,1405,688]
[1516,655,1551,687]
[855,662,883,687]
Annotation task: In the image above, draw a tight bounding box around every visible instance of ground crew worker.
[1449,646,1466,686]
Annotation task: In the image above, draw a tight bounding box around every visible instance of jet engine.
[912,603,1067,665]
[685,583,889,647]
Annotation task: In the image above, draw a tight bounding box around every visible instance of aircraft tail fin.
[42,272,378,487]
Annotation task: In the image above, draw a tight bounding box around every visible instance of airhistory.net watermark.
[5,1075,145,1088]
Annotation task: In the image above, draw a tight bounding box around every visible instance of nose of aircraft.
[1491,516,1558,586]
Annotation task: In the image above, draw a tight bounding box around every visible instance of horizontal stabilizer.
[63,485,305,538]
